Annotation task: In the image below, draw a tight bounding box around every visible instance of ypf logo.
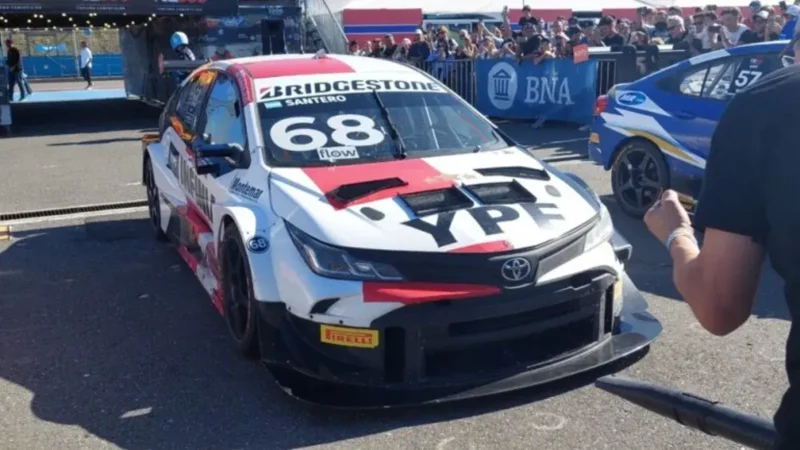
[487,62,517,110]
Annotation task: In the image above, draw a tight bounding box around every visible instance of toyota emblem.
[501,257,532,282]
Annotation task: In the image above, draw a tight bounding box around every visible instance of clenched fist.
[644,189,693,244]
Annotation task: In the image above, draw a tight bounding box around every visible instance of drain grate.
[0,200,148,222]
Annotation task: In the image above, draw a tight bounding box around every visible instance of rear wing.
[157,55,210,75]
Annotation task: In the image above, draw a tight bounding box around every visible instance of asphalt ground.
[0,97,790,450]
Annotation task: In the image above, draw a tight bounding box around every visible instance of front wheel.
[611,141,670,218]
[220,224,259,358]
[144,158,168,242]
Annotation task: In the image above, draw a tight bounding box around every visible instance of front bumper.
[257,269,660,409]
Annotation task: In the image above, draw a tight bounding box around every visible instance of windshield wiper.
[371,89,407,160]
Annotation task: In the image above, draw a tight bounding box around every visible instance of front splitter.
[263,273,662,409]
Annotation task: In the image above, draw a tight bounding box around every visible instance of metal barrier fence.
[413,59,477,105]
[1,28,123,79]
[1,28,121,56]
[590,46,692,96]
[303,0,348,55]
[407,46,691,113]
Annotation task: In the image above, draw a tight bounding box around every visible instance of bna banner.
[475,58,597,125]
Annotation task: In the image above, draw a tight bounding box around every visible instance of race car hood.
[268,148,600,253]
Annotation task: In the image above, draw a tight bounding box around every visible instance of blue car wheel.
[611,141,670,218]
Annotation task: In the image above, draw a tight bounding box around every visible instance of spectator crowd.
[347,1,800,66]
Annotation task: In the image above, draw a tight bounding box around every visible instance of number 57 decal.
[734,70,762,91]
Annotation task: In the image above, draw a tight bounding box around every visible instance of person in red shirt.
[744,0,761,28]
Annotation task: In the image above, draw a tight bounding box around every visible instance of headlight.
[285,221,404,281]
[556,172,613,252]
[584,203,614,252]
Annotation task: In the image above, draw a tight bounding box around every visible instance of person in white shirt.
[719,7,751,47]
[79,41,93,89]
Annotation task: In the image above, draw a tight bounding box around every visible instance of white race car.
[142,53,661,408]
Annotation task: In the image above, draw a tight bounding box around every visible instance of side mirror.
[194,142,244,176]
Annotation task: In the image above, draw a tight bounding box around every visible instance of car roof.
[683,40,789,67]
[214,53,422,81]
[626,39,790,86]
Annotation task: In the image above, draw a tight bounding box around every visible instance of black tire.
[611,141,670,219]
[220,223,260,358]
[144,157,169,242]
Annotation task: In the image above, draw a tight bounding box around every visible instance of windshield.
[258,87,509,167]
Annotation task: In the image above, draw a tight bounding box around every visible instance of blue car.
[589,40,790,217]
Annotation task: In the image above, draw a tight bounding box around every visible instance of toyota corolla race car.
[141,53,662,408]
[589,40,788,218]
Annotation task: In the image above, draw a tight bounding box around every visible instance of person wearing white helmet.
[170,31,196,61]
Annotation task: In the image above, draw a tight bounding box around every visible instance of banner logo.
[488,62,517,110]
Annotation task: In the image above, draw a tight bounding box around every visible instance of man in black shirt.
[518,5,538,30]
[644,61,800,449]
[407,29,431,63]
[739,10,781,43]
[598,16,625,48]
[518,23,541,62]
[666,16,703,53]
[381,34,398,59]
[4,39,25,101]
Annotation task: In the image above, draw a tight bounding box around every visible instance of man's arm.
[645,89,768,336]
[668,226,764,335]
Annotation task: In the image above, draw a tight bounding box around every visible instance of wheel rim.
[224,241,250,340]
[615,149,663,210]
[145,162,161,230]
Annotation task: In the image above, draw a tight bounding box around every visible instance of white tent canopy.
[344,0,674,13]
[342,0,774,13]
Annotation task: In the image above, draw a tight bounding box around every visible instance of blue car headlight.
[285,221,404,281]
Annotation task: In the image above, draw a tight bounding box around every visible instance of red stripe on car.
[363,282,500,304]
[177,245,200,272]
[177,201,212,235]
[448,240,513,253]
[225,63,255,105]
[241,57,355,79]
[302,159,452,210]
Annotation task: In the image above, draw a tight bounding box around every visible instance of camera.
[708,24,721,32]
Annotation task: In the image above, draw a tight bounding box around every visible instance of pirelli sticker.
[320,324,379,349]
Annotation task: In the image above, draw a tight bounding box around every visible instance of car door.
[649,56,742,165]
[193,71,253,223]
[161,69,217,241]
[652,51,782,164]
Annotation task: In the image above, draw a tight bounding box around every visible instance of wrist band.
[665,228,697,250]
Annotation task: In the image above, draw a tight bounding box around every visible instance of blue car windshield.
[258,88,509,167]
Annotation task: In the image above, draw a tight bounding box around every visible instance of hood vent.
[328,177,407,205]
[464,180,537,205]
[400,187,474,217]
[474,166,550,181]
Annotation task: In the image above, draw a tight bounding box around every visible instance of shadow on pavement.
[0,218,647,449]
[497,122,589,163]
[5,99,159,138]
[602,195,790,322]
[48,137,144,147]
